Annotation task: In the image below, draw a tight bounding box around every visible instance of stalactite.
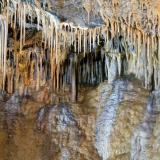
[147,36,152,88]
[23,4,26,45]
[0,16,4,71]
[136,31,141,77]
[93,28,96,49]
[79,30,82,52]
[77,29,80,54]
[0,14,8,91]
[89,29,92,52]
[0,0,160,96]
[70,54,77,102]
[117,54,121,76]
[83,0,92,24]
[84,29,86,56]
[36,54,40,91]
[13,2,17,28]
[97,27,100,45]
[158,37,160,88]
[74,28,77,53]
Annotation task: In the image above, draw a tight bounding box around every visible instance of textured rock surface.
[95,79,150,160]
[0,79,160,160]
[131,90,160,160]
[41,0,103,27]
[0,83,101,160]
[95,80,128,159]
[0,0,160,160]
[38,0,160,35]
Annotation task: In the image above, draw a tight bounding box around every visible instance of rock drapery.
[0,0,160,98]
[0,1,160,160]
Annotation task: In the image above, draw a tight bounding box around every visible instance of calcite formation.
[0,1,160,159]
[95,79,150,160]
[0,0,160,99]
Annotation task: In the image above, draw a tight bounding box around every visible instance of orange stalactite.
[0,0,160,94]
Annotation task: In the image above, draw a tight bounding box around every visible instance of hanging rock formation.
[0,0,160,160]
[0,0,160,98]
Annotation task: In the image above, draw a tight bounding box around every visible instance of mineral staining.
[95,80,127,160]
[0,0,160,99]
[0,1,160,160]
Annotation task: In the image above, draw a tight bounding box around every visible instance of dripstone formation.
[0,0,160,100]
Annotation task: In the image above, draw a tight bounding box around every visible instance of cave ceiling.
[36,0,160,35]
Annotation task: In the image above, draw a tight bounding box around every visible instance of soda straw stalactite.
[0,0,160,97]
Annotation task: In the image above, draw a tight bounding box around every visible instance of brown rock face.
[0,1,160,160]
[0,79,160,160]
